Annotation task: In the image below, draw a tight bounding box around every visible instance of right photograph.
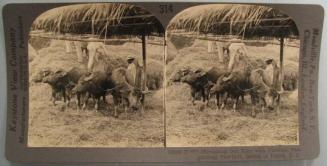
[165,4,299,147]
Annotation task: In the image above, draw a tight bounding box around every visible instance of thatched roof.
[167,4,299,38]
[32,3,164,37]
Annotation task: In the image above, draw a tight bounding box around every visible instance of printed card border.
[2,2,323,163]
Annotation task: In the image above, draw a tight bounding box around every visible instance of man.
[263,58,280,90]
[126,56,143,88]
[125,56,147,113]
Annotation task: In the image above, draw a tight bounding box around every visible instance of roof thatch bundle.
[32,3,164,37]
[167,4,299,38]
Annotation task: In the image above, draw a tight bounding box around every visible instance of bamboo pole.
[167,33,299,48]
[69,14,154,24]
[29,33,163,46]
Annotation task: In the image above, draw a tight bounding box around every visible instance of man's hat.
[127,56,135,61]
[265,58,274,64]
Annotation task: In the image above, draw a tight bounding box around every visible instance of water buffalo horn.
[84,73,94,81]
[222,74,233,82]
[142,90,151,94]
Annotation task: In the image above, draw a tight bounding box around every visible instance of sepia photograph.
[165,4,299,147]
[28,3,300,148]
[28,3,165,147]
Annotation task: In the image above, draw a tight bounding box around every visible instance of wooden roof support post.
[163,32,167,148]
[279,36,285,92]
[142,33,147,91]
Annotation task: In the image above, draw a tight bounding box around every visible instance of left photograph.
[28,3,165,147]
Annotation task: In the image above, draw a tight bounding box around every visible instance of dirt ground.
[28,39,164,147]
[165,38,299,147]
